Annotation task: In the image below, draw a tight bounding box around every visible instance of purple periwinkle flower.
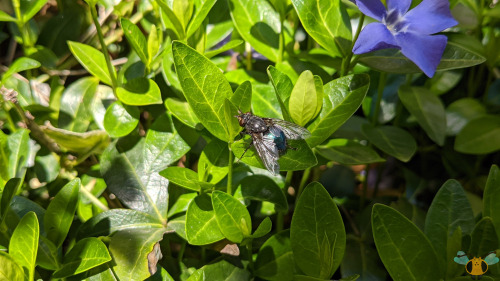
[352,0,458,77]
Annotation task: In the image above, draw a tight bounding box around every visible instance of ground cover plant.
[0,0,499,280]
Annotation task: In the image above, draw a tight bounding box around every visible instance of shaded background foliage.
[0,0,499,280]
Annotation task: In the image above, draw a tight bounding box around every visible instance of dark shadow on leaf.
[250,22,279,49]
[193,194,214,212]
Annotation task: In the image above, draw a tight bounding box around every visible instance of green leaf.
[186,0,218,38]
[361,124,417,162]
[446,227,463,280]
[316,139,385,165]
[212,191,252,243]
[230,81,252,113]
[160,167,212,192]
[454,115,500,154]
[1,129,30,182]
[147,25,160,66]
[110,228,166,280]
[77,209,164,239]
[289,71,317,126]
[341,239,387,281]
[44,178,80,248]
[445,97,486,136]
[116,78,163,106]
[358,34,486,74]
[187,259,251,281]
[483,165,500,242]
[1,57,40,83]
[238,175,288,212]
[36,236,58,270]
[251,217,272,239]
[41,125,109,155]
[168,193,197,218]
[9,212,39,281]
[306,74,370,147]
[255,230,296,281]
[228,0,280,61]
[0,10,16,22]
[185,194,224,245]
[291,182,345,279]
[165,98,201,128]
[1,178,21,222]
[52,238,111,278]
[172,41,232,141]
[291,0,351,56]
[58,77,99,132]
[468,217,498,257]
[424,180,475,266]
[224,99,241,140]
[68,41,116,86]
[252,84,283,119]
[121,18,148,64]
[398,86,446,146]
[0,251,24,281]
[371,204,441,281]
[205,40,244,58]
[103,101,140,138]
[19,0,48,23]
[157,0,186,39]
[198,139,230,184]
[267,66,293,121]
[232,138,317,172]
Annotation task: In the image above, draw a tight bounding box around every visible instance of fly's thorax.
[245,116,268,133]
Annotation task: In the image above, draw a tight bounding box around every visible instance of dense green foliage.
[0,0,499,280]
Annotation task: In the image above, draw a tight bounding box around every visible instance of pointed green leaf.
[372,204,441,281]
[224,99,241,140]
[187,260,251,281]
[168,193,197,218]
[0,10,16,22]
[398,86,446,146]
[445,97,486,136]
[289,71,317,127]
[1,178,21,221]
[230,81,252,113]
[306,74,369,147]
[147,24,160,66]
[9,212,39,281]
[483,165,500,242]
[361,124,417,162]
[341,239,387,281]
[36,236,58,270]
[165,98,201,128]
[2,129,30,181]
[0,251,23,281]
[68,41,115,86]
[291,0,351,56]
[252,84,283,119]
[58,77,99,132]
[469,217,498,257]
[44,178,80,248]
[186,194,224,245]
[116,78,162,106]
[41,126,109,155]
[317,139,385,165]
[212,191,252,243]
[121,18,148,64]
[255,230,296,281]
[103,101,140,138]
[160,167,212,192]
[291,182,345,279]
[19,0,48,23]
[267,66,293,121]
[187,0,218,38]
[157,0,186,39]
[251,217,272,239]
[239,175,288,212]
[454,115,500,154]
[172,41,232,141]
[205,40,244,58]
[446,228,463,280]
[1,57,40,83]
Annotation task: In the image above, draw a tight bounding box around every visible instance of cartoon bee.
[454,251,499,279]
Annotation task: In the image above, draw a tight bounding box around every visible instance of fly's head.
[235,110,252,128]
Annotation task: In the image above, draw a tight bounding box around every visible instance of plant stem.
[227,143,234,195]
[178,241,187,263]
[372,72,387,126]
[341,14,365,77]
[277,171,293,232]
[246,242,254,271]
[297,168,311,199]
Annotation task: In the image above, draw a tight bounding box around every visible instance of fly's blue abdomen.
[267,127,287,152]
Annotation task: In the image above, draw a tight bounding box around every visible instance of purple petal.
[387,0,411,14]
[405,0,458,34]
[355,0,386,21]
[353,23,399,54]
[395,32,447,77]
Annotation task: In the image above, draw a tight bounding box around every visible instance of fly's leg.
[237,139,253,163]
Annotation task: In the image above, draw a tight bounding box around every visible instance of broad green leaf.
[361,124,417,162]
[168,193,197,218]
[173,0,193,29]
[230,81,252,113]
[185,194,224,245]
[162,39,182,92]
[58,77,99,132]
[313,76,323,119]
[187,260,251,281]
[157,0,186,39]
[426,70,463,95]
[160,167,212,192]
[9,212,39,281]
[227,0,280,61]
[1,178,21,221]
[166,214,187,240]
[1,57,40,83]
[232,138,317,172]
[468,217,498,257]
[110,228,166,280]
[291,182,345,279]
[483,165,500,242]
[341,239,387,281]
[19,0,49,23]
[41,125,109,155]
[424,180,475,266]
[238,175,288,212]
[224,99,241,140]
[1,129,30,183]
[0,10,16,22]
[358,34,486,74]
[68,41,116,86]
[446,97,486,136]
[198,139,230,184]
[44,178,80,248]
[306,74,370,147]
[121,18,148,64]
[252,84,283,119]
[186,0,218,38]
[147,24,160,66]
[205,40,244,58]
[251,217,272,238]
[36,236,58,270]
[372,204,441,281]
[103,101,140,138]
[289,71,317,127]
[316,139,385,165]
[172,41,232,141]
[454,115,500,154]
[398,86,446,146]
[446,227,463,280]
[77,209,164,239]
[165,98,201,128]
[255,230,295,281]
[212,191,252,243]
[0,251,23,281]
[53,238,112,278]
[116,78,163,106]
[291,0,351,56]
[267,66,293,121]
[101,135,169,222]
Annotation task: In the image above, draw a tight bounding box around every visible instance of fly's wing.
[264,118,311,140]
[454,251,469,265]
[253,133,280,175]
[484,252,499,265]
